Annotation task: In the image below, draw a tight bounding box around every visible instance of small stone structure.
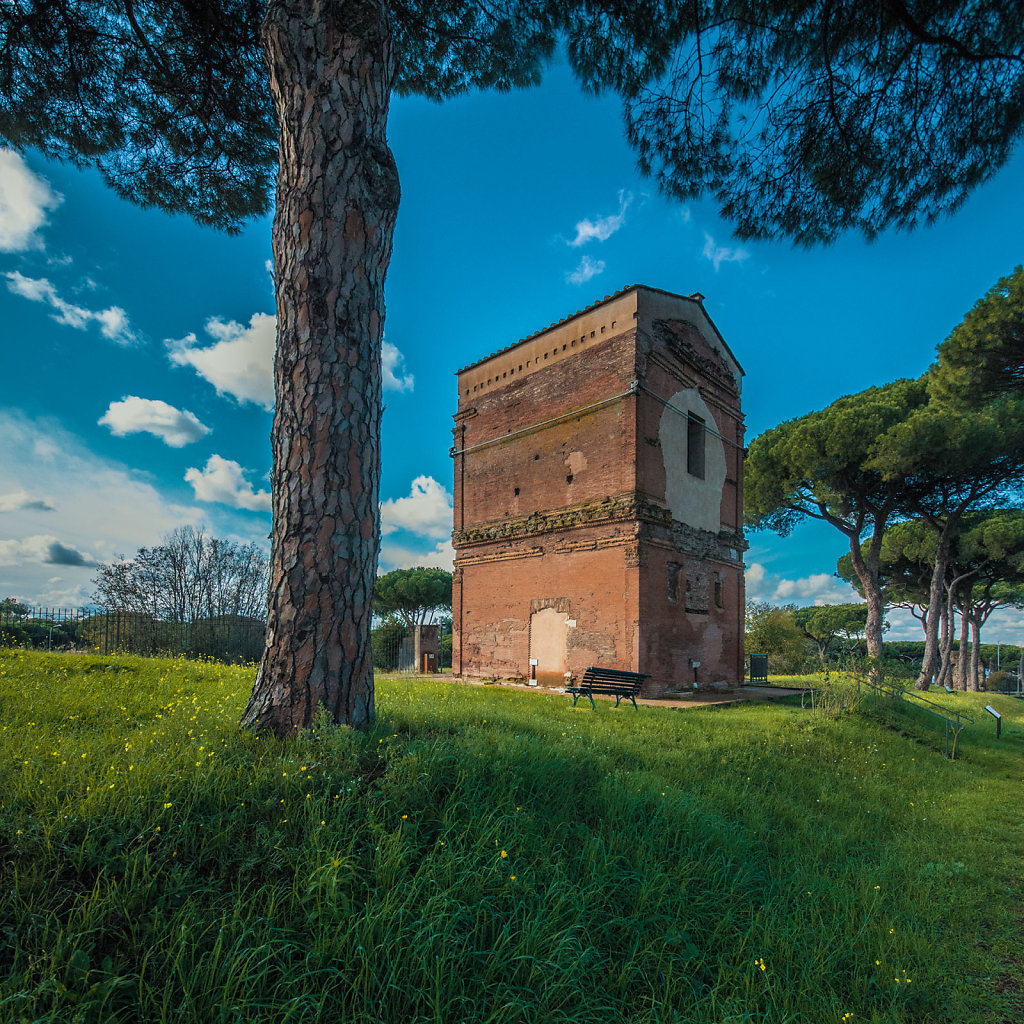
[450,285,746,696]
[398,624,439,673]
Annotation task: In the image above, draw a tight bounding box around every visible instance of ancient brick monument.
[450,285,745,696]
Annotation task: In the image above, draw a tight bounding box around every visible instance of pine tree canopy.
[930,266,1024,404]
[2,1,1022,242]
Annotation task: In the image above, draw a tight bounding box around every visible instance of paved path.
[636,685,809,709]
[415,674,810,709]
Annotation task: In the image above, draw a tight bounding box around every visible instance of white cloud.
[0,534,98,568]
[679,206,692,224]
[4,271,136,344]
[383,340,414,392]
[381,476,453,539]
[701,232,750,272]
[744,562,767,593]
[167,313,415,404]
[745,561,860,606]
[34,576,93,607]
[99,396,211,447]
[881,606,927,642]
[569,190,632,247]
[0,149,62,252]
[747,558,1023,642]
[981,606,1024,647]
[0,489,55,513]
[0,411,276,605]
[185,455,271,512]
[166,313,276,409]
[884,603,1024,644]
[379,538,455,573]
[566,254,606,286]
[94,306,133,342]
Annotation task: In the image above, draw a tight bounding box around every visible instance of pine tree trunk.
[242,0,399,735]
[937,583,957,690]
[863,583,886,673]
[916,528,952,690]
[955,604,970,690]
[848,526,886,679]
[969,615,982,691]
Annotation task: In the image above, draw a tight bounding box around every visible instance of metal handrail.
[857,678,974,759]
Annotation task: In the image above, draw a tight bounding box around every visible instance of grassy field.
[1,651,1022,1024]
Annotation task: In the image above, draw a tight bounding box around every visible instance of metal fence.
[0,605,451,671]
[0,605,265,663]
[371,622,451,673]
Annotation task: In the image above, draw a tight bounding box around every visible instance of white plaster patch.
[658,388,725,533]
[529,607,568,682]
[565,450,588,476]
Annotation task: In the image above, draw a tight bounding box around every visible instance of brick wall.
[454,329,638,531]
[452,286,746,694]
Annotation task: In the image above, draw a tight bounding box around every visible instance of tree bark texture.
[848,526,886,678]
[915,527,953,690]
[936,581,957,690]
[242,0,399,735]
[954,602,970,691]
[937,599,949,687]
[968,615,982,691]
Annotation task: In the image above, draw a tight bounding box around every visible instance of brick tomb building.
[450,285,746,696]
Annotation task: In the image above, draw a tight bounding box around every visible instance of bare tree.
[92,527,269,624]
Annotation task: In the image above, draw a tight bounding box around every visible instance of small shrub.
[986,671,1015,691]
[0,624,29,647]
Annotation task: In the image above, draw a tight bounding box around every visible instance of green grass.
[1,651,1022,1024]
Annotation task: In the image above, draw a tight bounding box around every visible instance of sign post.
[984,705,1002,739]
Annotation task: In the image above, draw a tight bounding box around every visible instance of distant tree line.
[0,528,270,662]
[92,526,270,623]
[746,267,1024,690]
[745,599,1022,687]
[836,513,1024,691]
[0,599,82,650]
[90,526,270,661]
[746,601,870,676]
[3,559,457,670]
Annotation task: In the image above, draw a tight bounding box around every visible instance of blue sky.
[1,58,1022,642]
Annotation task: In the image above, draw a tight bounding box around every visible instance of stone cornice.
[648,319,740,398]
[660,521,748,563]
[453,493,747,566]
[453,492,669,547]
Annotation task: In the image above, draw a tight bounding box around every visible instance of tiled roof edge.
[455,284,643,375]
[455,284,744,377]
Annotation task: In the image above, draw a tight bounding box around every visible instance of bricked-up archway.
[528,606,568,686]
[451,285,746,697]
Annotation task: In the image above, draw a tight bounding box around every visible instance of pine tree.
[4,1,1021,732]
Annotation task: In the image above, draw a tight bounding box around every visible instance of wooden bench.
[566,666,650,710]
